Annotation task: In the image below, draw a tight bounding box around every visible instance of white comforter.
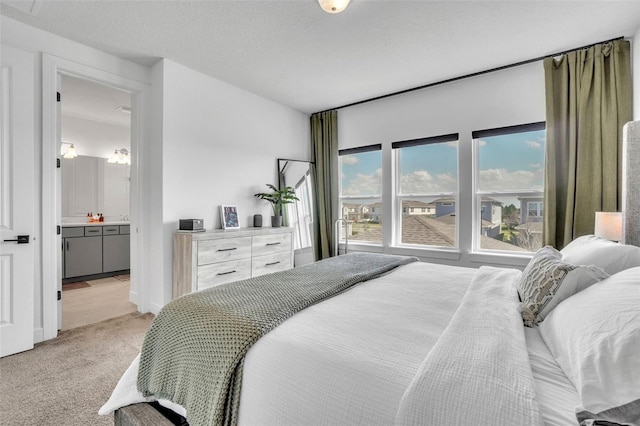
[101,261,547,425]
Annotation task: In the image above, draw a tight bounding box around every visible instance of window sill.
[469,251,532,267]
[389,246,462,261]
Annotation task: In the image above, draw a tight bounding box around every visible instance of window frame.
[471,122,546,254]
[338,144,383,246]
[392,133,460,250]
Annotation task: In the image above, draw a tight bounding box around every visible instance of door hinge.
[57,158,61,168]
[57,290,62,301]
[57,92,61,102]
[57,225,61,235]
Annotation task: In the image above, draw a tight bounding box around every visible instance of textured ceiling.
[2,1,640,114]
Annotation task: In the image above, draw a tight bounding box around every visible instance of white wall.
[339,61,545,269]
[153,59,309,309]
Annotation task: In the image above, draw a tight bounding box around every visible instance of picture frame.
[220,205,240,229]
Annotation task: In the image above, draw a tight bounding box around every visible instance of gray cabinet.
[62,224,130,279]
[103,234,130,272]
[64,232,103,278]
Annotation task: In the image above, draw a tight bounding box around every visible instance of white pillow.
[538,266,640,415]
[518,246,609,327]
[561,234,640,275]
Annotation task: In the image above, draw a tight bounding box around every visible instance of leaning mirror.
[278,158,316,266]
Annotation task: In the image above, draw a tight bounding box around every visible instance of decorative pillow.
[538,267,640,421]
[518,246,609,327]
[561,234,640,275]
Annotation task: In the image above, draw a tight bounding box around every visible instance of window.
[474,123,546,253]
[339,144,382,244]
[527,201,543,218]
[393,134,458,248]
[284,170,313,250]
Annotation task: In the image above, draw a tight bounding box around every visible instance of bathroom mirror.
[61,155,130,221]
[278,158,316,265]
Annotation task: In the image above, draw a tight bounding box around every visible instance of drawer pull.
[266,242,281,246]
[87,229,99,233]
[217,270,237,276]
[217,247,237,252]
[265,261,281,266]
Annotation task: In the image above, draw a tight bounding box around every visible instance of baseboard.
[129,289,138,304]
[33,327,44,344]
[149,302,163,315]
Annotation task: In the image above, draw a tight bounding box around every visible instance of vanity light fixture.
[318,0,351,14]
[108,148,131,165]
[61,143,78,159]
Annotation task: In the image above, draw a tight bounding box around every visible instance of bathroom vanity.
[62,222,130,281]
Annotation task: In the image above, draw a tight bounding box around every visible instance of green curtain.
[543,40,632,249]
[310,110,338,260]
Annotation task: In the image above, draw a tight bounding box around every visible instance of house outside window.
[393,133,459,248]
[339,144,382,244]
[474,122,546,253]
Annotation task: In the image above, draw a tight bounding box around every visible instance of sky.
[340,129,546,197]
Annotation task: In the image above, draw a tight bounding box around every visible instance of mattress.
[101,261,581,425]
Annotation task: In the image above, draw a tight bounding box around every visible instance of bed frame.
[113,120,640,426]
[115,402,186,426]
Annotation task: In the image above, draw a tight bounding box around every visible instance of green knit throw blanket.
[137,253,416,426]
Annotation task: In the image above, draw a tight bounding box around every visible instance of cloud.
[477,140,487,147]
[526,140,542,149]
[342,168,382,196]
[479,168,543,191]
[529,163,541,169]
[341,155,359,165]
[400,170,457,193]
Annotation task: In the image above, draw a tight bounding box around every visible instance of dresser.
[173,227,294,298]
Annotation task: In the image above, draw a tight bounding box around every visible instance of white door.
[0,45,35,357]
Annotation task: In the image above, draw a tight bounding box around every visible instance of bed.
[100,234,640,426]
[102,119,640,426]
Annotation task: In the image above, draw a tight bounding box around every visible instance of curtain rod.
[314,36,625,115]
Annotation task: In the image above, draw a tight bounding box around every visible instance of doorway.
[58,74,136,330]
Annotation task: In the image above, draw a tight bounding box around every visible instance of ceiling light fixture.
[318,0,351,14]
[61,143,78,159]
[108,148,131,165]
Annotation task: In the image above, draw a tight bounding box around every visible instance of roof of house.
[402,200,435,208]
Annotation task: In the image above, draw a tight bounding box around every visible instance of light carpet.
[0,312,154,426]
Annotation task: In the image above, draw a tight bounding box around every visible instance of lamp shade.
[318,0,351,14]
[594,212,622,242]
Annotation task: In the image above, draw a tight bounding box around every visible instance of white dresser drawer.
[252,232,292,257]
[197,236,252,266]
[197,258,252,290]
[252,251,292,277]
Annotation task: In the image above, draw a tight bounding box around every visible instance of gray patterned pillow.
[518,246,609,327]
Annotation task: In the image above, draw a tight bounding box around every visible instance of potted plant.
[254,184,299,227]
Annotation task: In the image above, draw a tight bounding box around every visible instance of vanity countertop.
[62,221,130,227]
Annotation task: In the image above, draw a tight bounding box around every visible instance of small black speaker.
[253,214,262,227]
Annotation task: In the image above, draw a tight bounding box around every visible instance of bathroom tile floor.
[61,276,137,330]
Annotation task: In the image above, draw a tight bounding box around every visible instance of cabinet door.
[64,236,102,278]
[103,234,130,272]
